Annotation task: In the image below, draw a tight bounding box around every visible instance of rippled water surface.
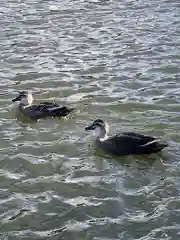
[0,0,180,239]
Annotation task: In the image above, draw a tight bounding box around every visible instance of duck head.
[85,119,109,141]
[12,91,34,105]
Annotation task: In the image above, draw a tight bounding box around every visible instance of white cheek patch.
[20,97,29,105]
[28,95,34,105]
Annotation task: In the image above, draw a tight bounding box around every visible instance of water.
[0,0,180,239]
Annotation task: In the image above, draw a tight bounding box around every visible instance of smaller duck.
[12,90,75,120]
[85,119,168,156]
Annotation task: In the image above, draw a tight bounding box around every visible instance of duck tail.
[51,106,75,117]
[153,142,168,151]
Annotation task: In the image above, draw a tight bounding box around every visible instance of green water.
[0,0,180,239]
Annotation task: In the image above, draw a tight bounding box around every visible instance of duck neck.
[20,96,33,108]
[96,126,108,141]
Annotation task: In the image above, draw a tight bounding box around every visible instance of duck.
[12,90,75,120]
[85,119,168,156]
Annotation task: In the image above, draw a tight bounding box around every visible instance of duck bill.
[85,123,96,131]
[12,95,21,102]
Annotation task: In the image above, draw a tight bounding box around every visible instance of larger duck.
[12,90,74,120]
[85,119,168,156]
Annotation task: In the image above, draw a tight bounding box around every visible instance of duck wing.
[43,106,75,117]
[36,102,74,117]
[122,132,155,142]
[103,133,167,156]
[38,102,59,110]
